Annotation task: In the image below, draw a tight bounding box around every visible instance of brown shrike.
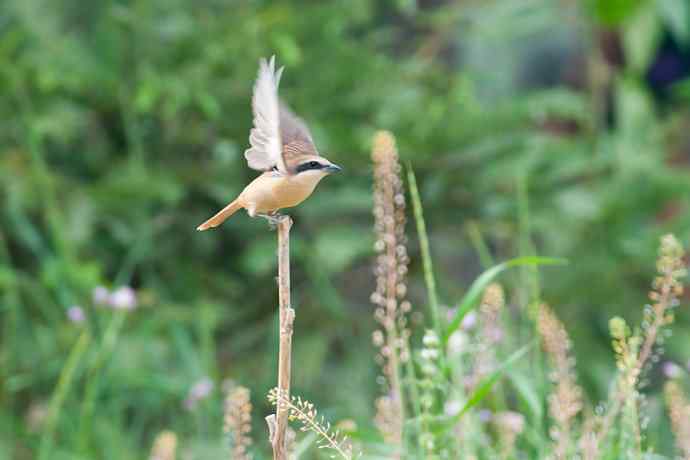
[196,56,341,231]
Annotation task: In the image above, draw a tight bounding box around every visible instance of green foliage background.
[1,0,690,458]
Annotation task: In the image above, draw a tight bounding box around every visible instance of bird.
[196,56,341,231]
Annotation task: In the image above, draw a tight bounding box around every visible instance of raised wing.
[244,56,286,172]
[279,102,318,154]
[279,103,320,171]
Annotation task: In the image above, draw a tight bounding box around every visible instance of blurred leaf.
[616,78,656,134]
[657,0,690,45]
[526,89,591,126]
[292,431,318,458]
[293,334,330,387]
[588,0,646,25]
[241,236,277,275]
[314,227,373,273]
[508,370,544,420]
[623,2,662,74]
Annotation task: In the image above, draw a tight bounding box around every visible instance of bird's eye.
[310,161,319,168]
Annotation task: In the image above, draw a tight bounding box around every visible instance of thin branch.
[268,216,295,460]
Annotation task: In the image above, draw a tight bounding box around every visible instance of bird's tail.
[196,200,243,231]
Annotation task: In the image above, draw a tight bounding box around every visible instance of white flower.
[420,348,439,361]
[109,286,137,310]
[372,330,384,347]
[422,330,439,348]
[447,331,467,355]
[92,286,110,306]
[444,400,462,416]
[495,411,525,434]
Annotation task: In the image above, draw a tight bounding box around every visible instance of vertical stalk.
[407,167,441,339]
[39,330,91,460]
[269,216,295,460]
[372,132,409,453]
[516,174,547,457]
[517,174,540,312]
[403,351,424,458]
[383,164,405,447]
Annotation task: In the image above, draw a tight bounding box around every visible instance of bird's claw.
[256,213,287,227]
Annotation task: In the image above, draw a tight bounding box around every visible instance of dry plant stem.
[595,295,667,447]
[372,131,408,450]
[538,304,582,459]
[268,216,295,460]
[383,164,405,431]
[596,236,685,448]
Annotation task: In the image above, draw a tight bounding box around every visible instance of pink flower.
[67,306,86,323]
[478,409,492,423]
[184,377,214,410]
[663,361,683,379]
[461,311,478,331]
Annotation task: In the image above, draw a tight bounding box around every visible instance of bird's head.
[294,156,342,177]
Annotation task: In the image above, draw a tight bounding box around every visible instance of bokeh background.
[2,0,690,458]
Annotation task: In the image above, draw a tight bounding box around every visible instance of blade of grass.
[406,166,441,338]
[292,432,318,458]
[403,347,424,458]
[447,341,535,426]
[0,232,21,397]
[465,220,495,270]
[516,173,549,458]
[508,370,543,421]
[77,311,127,451]
[39,330,91,460]
[517,173,541,313]
[443,257,567,344]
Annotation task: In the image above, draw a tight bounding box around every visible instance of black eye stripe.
[296,161,323,173]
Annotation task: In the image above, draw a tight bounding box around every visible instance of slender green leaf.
[622,2,662,74]
[465,220,495,269]
[407,165,441,337]
[39,331,91,460]
[292,432,318,459]
[508,370,543,421]
[444,257,567,343]
[448,341,535,425]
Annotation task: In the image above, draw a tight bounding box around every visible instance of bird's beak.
[324,164,342,174]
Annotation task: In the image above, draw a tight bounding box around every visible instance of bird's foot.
[256,212,288,228]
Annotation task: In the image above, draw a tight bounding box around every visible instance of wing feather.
[279,102,316,150]
[244,56,286,172]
